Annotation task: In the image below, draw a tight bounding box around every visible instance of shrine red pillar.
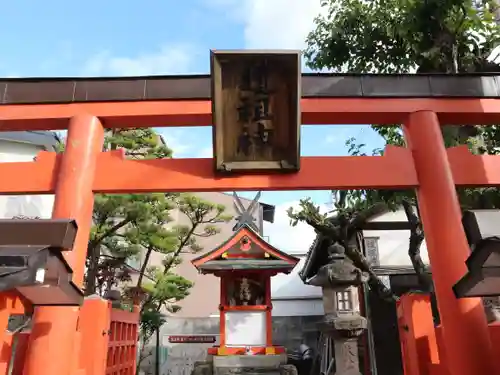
[23,115,104,375]
[219,275,227,349]
[402,111,493,375]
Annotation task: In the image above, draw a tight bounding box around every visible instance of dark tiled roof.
[0,73,499,105]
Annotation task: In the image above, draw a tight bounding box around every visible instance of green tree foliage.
[290,0,500,298]
[105,128,172,159]
[305,0,500,199]
[138,194,232,313]
[304,0,500,163]
[87,192,174,295]
[306,0,500,74]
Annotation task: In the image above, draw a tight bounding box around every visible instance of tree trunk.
[85,218,133,296]
[85,243,100,296]
[155,328,161,375]
[136,338,150,375]
[137,247,154,288]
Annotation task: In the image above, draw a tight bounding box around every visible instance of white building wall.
[363,209,430,266]
[271,256,323,316]
[272,298,324,317]
[0,139,55,219]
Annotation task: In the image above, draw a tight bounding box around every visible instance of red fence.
[106,306,140,374]
[0,295,140,375]
[397,293,500,375]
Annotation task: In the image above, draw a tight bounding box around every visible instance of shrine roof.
[192,224,299,274]
[300,235,331,282]
[195,259,295,271]
[0,73,499,105]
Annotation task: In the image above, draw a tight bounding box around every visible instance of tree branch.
[401,200,440,324]
[193,232,214,237]
[162,225,198,275]
[91,218,134,247]
[303,215,397,302]
[401,200,432,291]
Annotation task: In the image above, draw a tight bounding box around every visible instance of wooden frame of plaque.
[210,49,301,174]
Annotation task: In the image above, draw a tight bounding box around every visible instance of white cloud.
[264,200,329,254]
[241,0,324,51]
[81,1,326,78]
[157,128,193,157]
[325,134,343,144]
[197,147,213,158]
[82,44,198,76]
[208,0,326,70]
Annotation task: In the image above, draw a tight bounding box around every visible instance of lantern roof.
[191,224,299,275]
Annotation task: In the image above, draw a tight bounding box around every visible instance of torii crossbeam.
[0,72,498,375]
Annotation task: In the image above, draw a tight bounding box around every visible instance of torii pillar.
[22,115,104,375]
[403,111,494,375]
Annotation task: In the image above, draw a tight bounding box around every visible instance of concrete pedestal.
[192,355,296,375]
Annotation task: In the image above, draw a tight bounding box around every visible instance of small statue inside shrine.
[227,277,265,306]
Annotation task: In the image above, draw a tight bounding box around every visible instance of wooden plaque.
[210,50,301,174]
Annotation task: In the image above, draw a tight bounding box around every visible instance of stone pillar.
[333,339,360,375]
[320,285,366,375]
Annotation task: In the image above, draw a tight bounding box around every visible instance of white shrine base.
[225,311,267,347]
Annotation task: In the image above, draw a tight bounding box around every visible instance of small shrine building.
[191,221,299,356]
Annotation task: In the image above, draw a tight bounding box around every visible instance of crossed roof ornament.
[232,191,261,233]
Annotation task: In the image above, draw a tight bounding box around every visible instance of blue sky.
[0,0,386,249]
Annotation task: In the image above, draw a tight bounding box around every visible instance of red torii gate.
[0,73,498,375]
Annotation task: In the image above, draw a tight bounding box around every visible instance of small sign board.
[211,50,301,174]
[168,335,217,344]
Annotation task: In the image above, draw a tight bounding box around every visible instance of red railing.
[106,306,140,374]
[0,295,140,375]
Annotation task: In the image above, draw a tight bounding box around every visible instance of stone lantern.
[307,241,368,375]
